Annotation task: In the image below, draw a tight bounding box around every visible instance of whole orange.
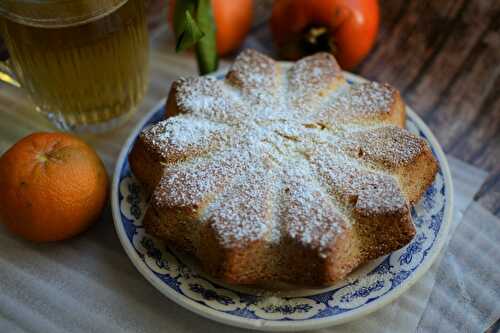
[0,132,109,242]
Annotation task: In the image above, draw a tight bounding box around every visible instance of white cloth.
[417,202,500,333]
[0,156,494,333]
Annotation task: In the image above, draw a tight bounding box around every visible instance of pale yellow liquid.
[0,0,149,130]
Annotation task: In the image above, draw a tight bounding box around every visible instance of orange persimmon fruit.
[271,0,380,69]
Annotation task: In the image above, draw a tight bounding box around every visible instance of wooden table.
[358,0,500,220]
[0,0,498,331]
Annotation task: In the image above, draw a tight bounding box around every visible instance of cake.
[129,49,438,287]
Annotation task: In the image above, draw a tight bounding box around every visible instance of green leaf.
[172,0,196,39]
[175,10,205,53]
[172,0,218,74]
[194,0,218,74]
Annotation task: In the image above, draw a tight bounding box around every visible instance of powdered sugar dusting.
[205,161,279,247]
[141,116,229,160]
[153,146,259,210]
[288,53,342,96]
[345,126,426,167]
[175,77,247,123]
[226,49,279,94]
[306,148,407,215]
[143,49,431,254]
[281,160,349,256]
[288,53,345,112]
[317,82,397,124]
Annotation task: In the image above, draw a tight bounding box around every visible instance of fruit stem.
[302,25,337,55]
[36,153,48,163]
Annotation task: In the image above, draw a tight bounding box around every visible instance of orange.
[212,0,254,56]
[0,132,109,242]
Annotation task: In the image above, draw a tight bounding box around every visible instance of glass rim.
[0,0,128,27]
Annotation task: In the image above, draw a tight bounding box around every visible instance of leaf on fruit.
[173,0,218,74]
[175,10,205,52]
[194,0,218,74]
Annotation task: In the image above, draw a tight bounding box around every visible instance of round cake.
[129,49,437,287]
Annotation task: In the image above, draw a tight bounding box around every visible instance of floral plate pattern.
[111,72,453,331]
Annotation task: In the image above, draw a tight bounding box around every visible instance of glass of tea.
[0,0,149,132]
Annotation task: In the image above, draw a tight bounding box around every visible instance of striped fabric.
[418,203,500,333]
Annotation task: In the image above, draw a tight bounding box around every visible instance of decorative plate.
[111,71,453,331]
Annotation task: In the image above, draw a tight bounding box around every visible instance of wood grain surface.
[358,0,500,218]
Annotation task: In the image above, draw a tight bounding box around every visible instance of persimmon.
[169,0,254,56]
[0,132,108,242]
[271,0,380,69]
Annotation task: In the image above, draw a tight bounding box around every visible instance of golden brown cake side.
[129,137,163,194]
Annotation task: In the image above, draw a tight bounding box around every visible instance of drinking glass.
[0,0,150,132]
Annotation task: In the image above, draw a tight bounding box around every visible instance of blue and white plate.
[111,71,453,331]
